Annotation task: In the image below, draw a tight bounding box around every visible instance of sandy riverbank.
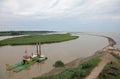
[40,34,120,78]
[103,36,120,56]
[85,36,120,79]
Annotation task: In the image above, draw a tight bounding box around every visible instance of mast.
[39,42,41,56]
[36,43,39,55]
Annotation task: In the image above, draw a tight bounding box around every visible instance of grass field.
[98,62,120,79]
[33,57,101,79]
[0,34,78,46]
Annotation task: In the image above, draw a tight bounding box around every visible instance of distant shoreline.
[0,31,56,36]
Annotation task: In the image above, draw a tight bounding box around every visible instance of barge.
[6,43,47,72]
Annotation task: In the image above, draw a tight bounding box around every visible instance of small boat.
[6,43,47,72]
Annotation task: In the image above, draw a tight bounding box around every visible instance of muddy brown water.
[0,34,108,79]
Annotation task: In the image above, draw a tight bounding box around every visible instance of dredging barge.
[6,43,47,72]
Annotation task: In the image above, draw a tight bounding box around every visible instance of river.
[85,32,120,48]
[0,33,109,79]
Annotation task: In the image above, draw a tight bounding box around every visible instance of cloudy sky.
[0,0,120,32]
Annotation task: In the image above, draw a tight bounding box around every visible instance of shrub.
[54,60,64,67]
[98,62,120,79]
[81,62,92,69]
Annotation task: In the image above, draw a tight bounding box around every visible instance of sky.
[0,0,120,32]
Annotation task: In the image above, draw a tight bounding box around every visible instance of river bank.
[37,33,120,78]
[0,33,111,79]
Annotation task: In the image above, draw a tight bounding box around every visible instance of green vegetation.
[54,60,65,67]
[0,31,55,36]
[98,62,120,79]
[0,34,78,46]
[110,52,120,60]
[33,57,101,79]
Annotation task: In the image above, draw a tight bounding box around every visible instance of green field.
[98,62,120,79]
[0,34,78,46]
[33,57,101,79]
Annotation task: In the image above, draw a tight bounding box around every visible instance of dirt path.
[85,53,118,79]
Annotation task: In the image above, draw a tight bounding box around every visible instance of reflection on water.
[5,61,47,79]
[0,33,108,79]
